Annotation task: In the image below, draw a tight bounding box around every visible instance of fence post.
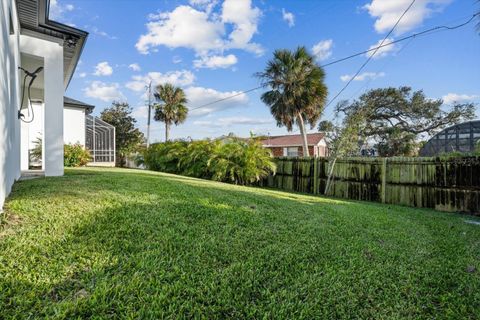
[381,157,387,203]
[313,158,318,195]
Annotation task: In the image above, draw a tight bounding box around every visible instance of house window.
[284,147,299,157]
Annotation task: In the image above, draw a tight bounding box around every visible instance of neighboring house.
[261,133,329,157]
[0,0,88,209]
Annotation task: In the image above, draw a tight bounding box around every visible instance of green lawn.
[1,168,479,319]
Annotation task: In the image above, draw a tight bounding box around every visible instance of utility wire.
[189,10,479,112]
[189,86,262,111]
[324,0,416,109]
[321,12,479,68]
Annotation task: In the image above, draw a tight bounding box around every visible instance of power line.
[189,11,479,112]
[321,12,479,69]
[324,0,416,109]
[189,86,262,111]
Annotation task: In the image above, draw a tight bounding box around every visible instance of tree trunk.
[165,122,170,142]
[324,134,345,195]
[297,113,310,157]
[324,157,337,195]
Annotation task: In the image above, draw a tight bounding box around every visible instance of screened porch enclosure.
[419,120,480,156]
[85,115,116,166]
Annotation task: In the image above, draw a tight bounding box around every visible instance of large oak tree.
[336,87,475,157]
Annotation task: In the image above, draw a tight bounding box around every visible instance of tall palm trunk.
[165,122,170,142]
[297,113,310,157]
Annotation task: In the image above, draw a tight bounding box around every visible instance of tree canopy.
[257,46,328,157]
[101,102,144,167]
[336,87,475,157]
[154,83,188,142]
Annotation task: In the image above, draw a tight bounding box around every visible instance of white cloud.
[132,105,149,119]
[136,0,263,56]
[172,56,182,64]
[185,86,249,117]
[282,9,295,27]
[136,6,225,55]
[221,0,263,55]
[364,0,452,35]
[128,63,141,72]
[83,81,126,102]
[442,93,479,105]
[367,38,397,59]
[125,70,195,92]
[193,54,238,69]
[312,40,333,62]
[340,72,385,82]
[194,116,271,127]
[88,26,118,40]
[94,62,113,76]
[49,0,74,20]
[78,72,87,78]
[189,0,219,15]
[189,0,216,6]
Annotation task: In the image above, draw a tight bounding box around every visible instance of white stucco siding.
[64,107,86,146]
[0,0,22,210]
[20,102,44,170]
[20,34,64,177]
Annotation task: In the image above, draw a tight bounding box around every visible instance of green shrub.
[143,138,275,185]
[64,144,91,167]
[208,138,276,185]
[144,141,188,173]
[179,140,219,178]
[30,136,42,163]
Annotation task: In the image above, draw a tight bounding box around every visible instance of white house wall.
[0,0,22,210]
[64,107,86,146]
[20,34,64,177]
[20,102,44,170]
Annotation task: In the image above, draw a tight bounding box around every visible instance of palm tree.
[257,46,328,157]
[153,83,188,142]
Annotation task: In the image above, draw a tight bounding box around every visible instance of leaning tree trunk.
[165,122,170,142]
[297,113,310,157]
[324,136,345,195]
[324,157,337,195]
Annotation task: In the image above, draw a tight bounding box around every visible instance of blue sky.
[52,0,480,142]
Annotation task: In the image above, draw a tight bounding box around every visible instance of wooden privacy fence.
[259,156,480,215]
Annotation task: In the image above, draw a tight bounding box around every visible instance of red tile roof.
[261,133,325,147]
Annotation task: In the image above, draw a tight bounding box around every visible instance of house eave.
[16,0,89,89]
[42,0,88,88]
[64,97,95,114]
[64,103,94,115]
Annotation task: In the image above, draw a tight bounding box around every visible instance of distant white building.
[0,0,88,209]
[21,97,95,169]
[23,96,116,169]
[63,97,94,146]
